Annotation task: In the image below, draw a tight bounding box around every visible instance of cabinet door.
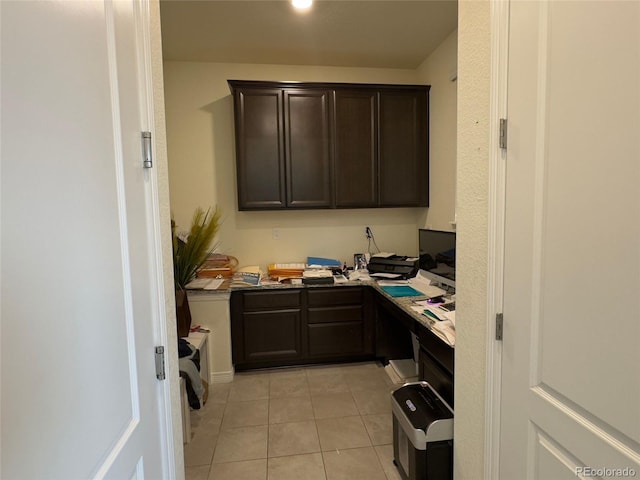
[333,90,377,207]
[284,89,333,208]
[233,88,286,209]
[243,309,303,363]
[230,290,303,368]
[378,89,429,207]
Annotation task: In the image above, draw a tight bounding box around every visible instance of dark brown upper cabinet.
[228,80,430,210]
[231,86,286,209]
[284,88,333,208]
[378,89,429,207]
[333,89,378,207]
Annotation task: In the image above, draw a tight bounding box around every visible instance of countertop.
[186,278,447,339]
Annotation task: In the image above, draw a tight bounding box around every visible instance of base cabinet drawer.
[308,305,363,324]
[307,322,370,358]
[308,287,363,306]
[243,290,302,310]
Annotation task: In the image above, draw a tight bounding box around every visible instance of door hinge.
[155,346,166,380]
[495,313,504,341]
[499,118,508,149]
[142,131,153,168]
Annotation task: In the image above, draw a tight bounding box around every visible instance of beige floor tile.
[269,395,314,424]
[208,459,267,480]
[267,453,326,480]
[339,362,384,375]
[323,446,387,480]
[228,374,270,401]
[311,392,359,419]
[268,420,321,458]
[362,414,393,446]
[183,431,218,467]
[188,415,223,441]
[307,372,350,395]
[316,416,372,451]
[198,400,226,421]
[184,362,396,479]
[213,425,268,463]
[269,374,309,398]
[221,399,269,430]
[374,444,403,480]
[207,382,231,404]
[305,364,344,376]
[190,395,222,419]
[352,388,393,415]
[185,397,225,442]
[185,464,210,480]
[343,371,390,392]
[269,367,306,378]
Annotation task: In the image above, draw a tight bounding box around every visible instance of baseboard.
[210,368,234,384]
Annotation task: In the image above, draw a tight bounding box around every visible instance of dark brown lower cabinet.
[231,289,304,370]
[230,287,374,370]
[307,287,374,360]
[230,286,453,404]
[243,309,302,363]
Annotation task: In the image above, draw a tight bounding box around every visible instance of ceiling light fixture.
[292,0,312,10]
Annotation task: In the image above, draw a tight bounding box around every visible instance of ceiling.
[159,0,458,69]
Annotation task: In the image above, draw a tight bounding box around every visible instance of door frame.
[485,0,510,478]
[143,0,184,476]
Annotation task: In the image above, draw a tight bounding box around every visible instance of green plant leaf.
[172,207,221,289]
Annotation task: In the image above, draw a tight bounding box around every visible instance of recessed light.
[292,0,312,10]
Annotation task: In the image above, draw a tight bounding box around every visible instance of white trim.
[486,0,510,479]
[134,0,178,477]
[210,370,235,384]
[529,0,550,388]
[103,0,142,422]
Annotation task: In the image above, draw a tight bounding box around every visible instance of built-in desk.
[372,286,454,407]
[226,282,454,406]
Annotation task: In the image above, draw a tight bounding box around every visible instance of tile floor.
[184,361,403,480]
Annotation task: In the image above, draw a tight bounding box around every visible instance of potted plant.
[172,207,221,337]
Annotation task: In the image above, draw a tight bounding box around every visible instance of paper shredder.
[391,381,454,480]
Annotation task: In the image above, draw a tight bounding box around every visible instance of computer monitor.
[418,229,456,288]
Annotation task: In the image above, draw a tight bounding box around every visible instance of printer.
[367,255,419,279]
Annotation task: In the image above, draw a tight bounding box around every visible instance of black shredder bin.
[391,381,454,480]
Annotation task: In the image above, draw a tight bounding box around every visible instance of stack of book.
[268,263,305,282]
[231,265,262,286]
[302,268,334,285]
[196,254,238,279]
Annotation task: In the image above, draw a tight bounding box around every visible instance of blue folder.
[307,256,342,267]
[380,285,423,297]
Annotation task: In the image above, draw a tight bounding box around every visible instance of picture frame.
[354,253,367,270]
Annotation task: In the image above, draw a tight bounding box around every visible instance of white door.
[1,1,175,479]
[500,1,640,478]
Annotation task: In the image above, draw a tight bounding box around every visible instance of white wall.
[455,1,491,479]
[417,30,458,232]
[164,62,433,270]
